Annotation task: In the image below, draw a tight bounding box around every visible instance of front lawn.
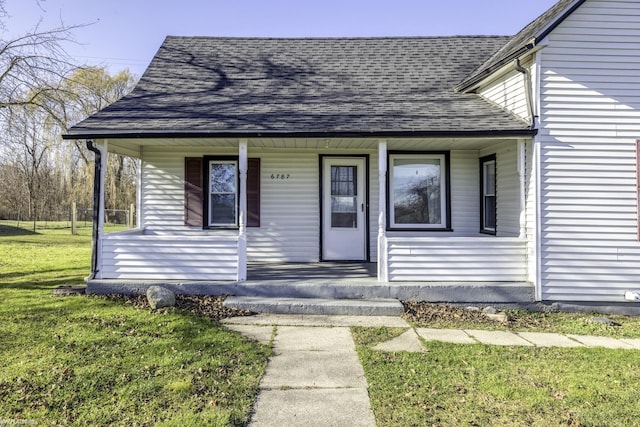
[354,327,640,427]
[0,225,271,426]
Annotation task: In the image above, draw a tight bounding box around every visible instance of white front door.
[322,157,367,261]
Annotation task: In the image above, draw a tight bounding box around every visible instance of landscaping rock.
[484,312,510,323]
[482,306,498,315]
[588,317,622,327]
[466,306,481,312]
[146,286,175,309]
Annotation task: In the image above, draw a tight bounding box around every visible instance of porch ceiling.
[105,136,529,157]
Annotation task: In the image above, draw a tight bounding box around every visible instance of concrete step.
[223,296,404,316]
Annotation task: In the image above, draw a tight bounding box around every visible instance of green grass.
[353,327,640,427]
[0,224,271,426]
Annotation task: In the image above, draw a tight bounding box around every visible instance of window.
[184,157,260,228]
[388,153,449,229]
[480,155,496,234]
[208,160,238,226]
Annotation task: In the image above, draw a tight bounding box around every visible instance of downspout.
[86,140,101,280]
[514,58,537,129]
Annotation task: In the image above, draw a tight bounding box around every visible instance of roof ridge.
[163,35,511,41]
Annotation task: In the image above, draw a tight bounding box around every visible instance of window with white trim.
[208,160,238,226]
[388,153,449,229]
[480,155,496,234]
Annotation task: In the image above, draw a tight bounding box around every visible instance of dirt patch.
[95,294,253,321]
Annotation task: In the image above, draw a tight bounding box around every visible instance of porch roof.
[64,37,535,141]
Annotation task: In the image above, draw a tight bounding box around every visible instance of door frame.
[319,154,370,262]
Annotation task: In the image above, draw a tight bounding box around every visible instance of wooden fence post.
[71,202,77,235]
[129,203,135,228]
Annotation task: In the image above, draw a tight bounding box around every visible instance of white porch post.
[517,139,526,239]
[237,139,248,281]
[136,156,143,229]
[377,140,389,282]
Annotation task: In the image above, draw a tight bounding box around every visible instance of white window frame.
[208,160,238,227]
[388,153,448,230]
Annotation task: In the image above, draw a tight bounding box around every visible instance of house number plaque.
[270,174,290,180]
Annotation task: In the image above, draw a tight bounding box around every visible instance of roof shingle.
[66,36,533,138]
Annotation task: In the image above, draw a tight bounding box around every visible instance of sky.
[4,0,560,77]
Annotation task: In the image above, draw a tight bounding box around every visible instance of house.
[63,0,640,307]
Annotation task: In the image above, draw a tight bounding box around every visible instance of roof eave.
[62,128,538,141]
[456,0,588,94]
[454,43,535,93]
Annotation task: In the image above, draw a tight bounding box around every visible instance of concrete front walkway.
[231,323,377,427]
[223,314,640,426]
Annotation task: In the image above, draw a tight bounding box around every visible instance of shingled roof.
[65,36,535,139]
[456,0,586,91]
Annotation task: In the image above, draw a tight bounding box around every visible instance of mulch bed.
[95,294,253,321]
[402,301,555,330]
[402,301,495,325]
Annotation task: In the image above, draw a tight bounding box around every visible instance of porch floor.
[88,262,535,304]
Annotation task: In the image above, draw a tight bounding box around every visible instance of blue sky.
[4,0,559,77]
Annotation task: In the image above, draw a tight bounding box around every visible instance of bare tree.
[0,0,84,125]
[0,2,137,224]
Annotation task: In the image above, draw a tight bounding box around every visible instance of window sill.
[204,226,239,230]
[387,227,454,232]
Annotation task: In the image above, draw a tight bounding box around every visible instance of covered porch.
[89,135,535,301]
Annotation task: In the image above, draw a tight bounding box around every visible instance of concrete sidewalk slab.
[517,332,584,348]
[373,329,424,352]
[222,313,409,327]
[223,324,273,345]
[465,330,533,346]
[249,388,376,427]
[416,328,477,345]
[260,350,367,389]
[620,338,640,349]
[567,335,635,349]
[274,326,355,352]
[250,325,375,426]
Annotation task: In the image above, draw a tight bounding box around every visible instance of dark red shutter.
[184,157,203,227]
[247,158,261,227]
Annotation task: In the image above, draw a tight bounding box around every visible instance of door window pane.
[331,166,357,228]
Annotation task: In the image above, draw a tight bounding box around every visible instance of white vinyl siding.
[387,237,527,282]
[537,0,640,301]
[140,146,379,263]
[247,151,320,262]
[479,61,532,123]
[101,229,238,281]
